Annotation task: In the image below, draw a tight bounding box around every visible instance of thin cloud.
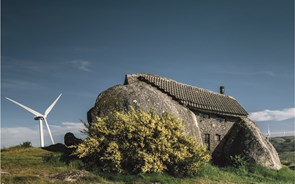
[2,57,42,71]
[256,71,276,77]
[2,79,40,90]
[218,70,276,77]
[1,122,86,148]
[50,122,85,135]
[249,108,295,121]
[216,69,292,79]
[68,60,92,72]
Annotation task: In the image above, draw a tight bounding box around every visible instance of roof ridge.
[130,73,234,99]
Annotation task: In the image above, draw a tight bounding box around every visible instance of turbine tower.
[5,94,62,147]
[266,124,271,141]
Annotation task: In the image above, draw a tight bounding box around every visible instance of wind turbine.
[266,124,271,141]
[5,94,62,147]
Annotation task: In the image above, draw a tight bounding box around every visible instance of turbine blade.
[44,94,62,117]
[44,118,55,144]
[5,97,43,117]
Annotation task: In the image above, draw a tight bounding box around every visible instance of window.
[204,133,210,150]
[215,134,221,141]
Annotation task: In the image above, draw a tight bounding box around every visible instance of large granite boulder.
[87,81,203,144]
[213,117,281,169]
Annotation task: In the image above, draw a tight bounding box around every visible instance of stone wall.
[195,111,239,152]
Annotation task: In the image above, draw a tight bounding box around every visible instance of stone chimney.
[220,86,225,94]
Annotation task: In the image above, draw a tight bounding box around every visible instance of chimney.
[220,86,225,94]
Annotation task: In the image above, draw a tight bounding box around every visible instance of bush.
[74,107,210,177]
[230,155,249,174]
[19,141,32,148]
[230,155,248,168]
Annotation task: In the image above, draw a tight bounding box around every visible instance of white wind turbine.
[266,124,271,141]
[5,94,62,147]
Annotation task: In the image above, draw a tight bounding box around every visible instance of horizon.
[1,0,294,147]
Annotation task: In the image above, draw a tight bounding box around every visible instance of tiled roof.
[125,73,248,117]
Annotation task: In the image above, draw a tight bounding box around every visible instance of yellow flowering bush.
[74,107,210,177]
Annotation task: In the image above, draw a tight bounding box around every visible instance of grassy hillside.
[1,144,295,184]
[270,136,295,152]
[0,145,111,184]
[270,136,295,168]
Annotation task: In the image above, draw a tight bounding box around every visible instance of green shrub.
[230,155,249,174]
[230,155,248,168]
[19,141,32,148]
[74,107,210,177]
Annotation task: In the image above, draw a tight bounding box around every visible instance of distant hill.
[270,136,295,169]
[270,136,295,152]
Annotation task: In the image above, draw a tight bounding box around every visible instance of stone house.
[88,73,281,169]
[124,73,248,153]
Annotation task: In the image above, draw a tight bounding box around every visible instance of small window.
[215,134,221,141]
[204,133,210,150]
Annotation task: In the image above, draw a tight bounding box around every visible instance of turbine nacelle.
[34,116,44,120]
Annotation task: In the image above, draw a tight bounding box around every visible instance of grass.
[1,146,112,184]
[93,163,295,184]
[1,140,295,184]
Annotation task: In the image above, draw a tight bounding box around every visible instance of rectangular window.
[204,133,210,150]
[215,134,221,141]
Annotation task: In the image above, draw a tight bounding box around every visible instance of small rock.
[50,170,88,182]
[1,170,10,176]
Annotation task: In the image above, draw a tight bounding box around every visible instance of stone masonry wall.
[195,111,239,152]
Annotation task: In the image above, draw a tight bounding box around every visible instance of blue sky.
[1,0,294,147]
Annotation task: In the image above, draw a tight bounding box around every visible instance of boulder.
[87,81,203,144]
[212,117,281,169]
[42,143,68,153]
[64,132,82,147]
